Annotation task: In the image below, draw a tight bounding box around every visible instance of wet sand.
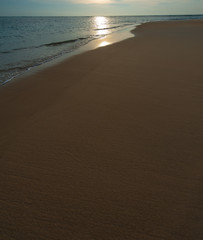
[0,20,203,240]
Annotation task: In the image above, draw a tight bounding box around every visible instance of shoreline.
[0,20,203,240]
[2,15,203,86]
[1,24,136,86]
[18,25,135,82]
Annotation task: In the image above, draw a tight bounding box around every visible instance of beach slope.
[0,20,203,240]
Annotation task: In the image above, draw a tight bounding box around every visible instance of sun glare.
[79,0,112,4]
[94,16,108,28]
[94,0,112,3]
[94,16,110,36]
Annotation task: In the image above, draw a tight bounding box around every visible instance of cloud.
[71,0,116,3]
[31,0,117,3]
[70,0,188,3]
[68,0,165,3]
[32,0,189,4]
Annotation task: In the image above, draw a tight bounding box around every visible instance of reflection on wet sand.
[99,41,110,47]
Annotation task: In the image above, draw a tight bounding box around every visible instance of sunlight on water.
[94,16,108,28]
[94,16,110,36]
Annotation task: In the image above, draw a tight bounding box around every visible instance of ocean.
[0,15,203,85]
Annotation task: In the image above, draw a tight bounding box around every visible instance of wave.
[0,46,39,54]
[0,37,89,54]
[95,23,133,31]
[0,50,12,54]
[44,37,88,47]
[0,66,29,73]
[95,26,121,31]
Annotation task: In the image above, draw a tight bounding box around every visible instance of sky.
[0,0,203,16]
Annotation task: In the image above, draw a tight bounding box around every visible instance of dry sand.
[0,20,203,240]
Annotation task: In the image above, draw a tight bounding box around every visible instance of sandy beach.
[0,20,203,240]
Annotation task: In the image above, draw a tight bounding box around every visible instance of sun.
[73,0,114,4]
[97,0,112,3]
[82,0,113,4]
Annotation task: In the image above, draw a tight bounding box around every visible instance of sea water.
[0,15,202,84]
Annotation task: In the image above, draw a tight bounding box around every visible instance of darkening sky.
[1,0,203,16]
